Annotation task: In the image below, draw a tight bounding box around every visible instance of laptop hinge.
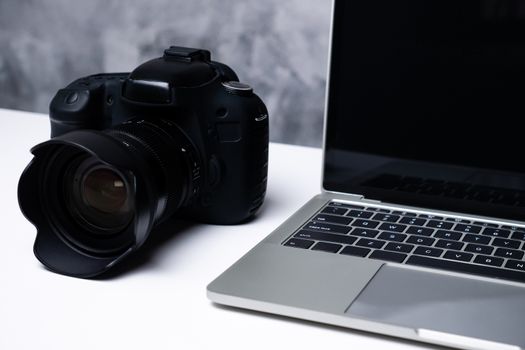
[321,190,386,205]
[321,190,367,201]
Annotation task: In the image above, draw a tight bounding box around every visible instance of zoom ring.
[106,118,201,223]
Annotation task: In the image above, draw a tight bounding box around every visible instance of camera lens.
[18,118,202,277]
[65,157,133,234]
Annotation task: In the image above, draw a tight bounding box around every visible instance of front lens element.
[82,168,128,214]
[67,158,134,234]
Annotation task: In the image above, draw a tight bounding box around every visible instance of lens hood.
[18,130,159,278]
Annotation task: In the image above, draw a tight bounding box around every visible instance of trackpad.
[346,265,525,348]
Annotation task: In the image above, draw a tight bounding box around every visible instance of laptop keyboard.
[283,201,525,283]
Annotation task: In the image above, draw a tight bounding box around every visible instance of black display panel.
[324,0,525,221]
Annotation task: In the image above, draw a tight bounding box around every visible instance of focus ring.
[106,119,199,223]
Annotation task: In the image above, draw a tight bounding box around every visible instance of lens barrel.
[106,119,201,224]
[18,118,201,277]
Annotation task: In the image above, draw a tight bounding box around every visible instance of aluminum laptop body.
[208,1,525,349]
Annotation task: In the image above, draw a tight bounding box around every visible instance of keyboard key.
[481,228,510,238]
[434,230,462,241]
[399,217,427,226]
[370,208,392,213]
[313,214,352,225]
[445,218,471,224]
[494,248,524,260]
[284,238,314,249]
[462,234,491,245]
[443,251,474,262]
[353,219,380,228]
[355,238,386,249]
[347,210,374,219]
[407,235,435,246]
[501,225,525,232]
[378,223,407,232]
[406,226,434,236]
[311,242,342,253]
[465,244,494,255]
[426,220,454,230]
[418,214,444,220]
[294,230,357,245]
[506,259,525,272]
[511,231,525,241]
[328,202,364,209]
[321,206,348,216]
[373,213,400,222]
[435,239,464,250]
[474,255,504,267]
[385,242,414,253]
[413,246,443,257]
[378,232,407,242]
[305,222,351,234]
[407,255,525,283]
[340,246,370,257]
[349,228,379,238]
[454,224,482,234]
[493,238,521,249]
[393,211,417,217]
[369,250,407,263]
[473,221,499,228]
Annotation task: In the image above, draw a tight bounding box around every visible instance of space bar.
[406,255,525,284]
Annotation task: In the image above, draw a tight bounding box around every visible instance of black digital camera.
[18,46,269,278]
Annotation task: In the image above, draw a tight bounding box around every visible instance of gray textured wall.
[0,0,331,146]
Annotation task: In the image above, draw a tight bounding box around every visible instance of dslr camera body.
[18,47,269,278]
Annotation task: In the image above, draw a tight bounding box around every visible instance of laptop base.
[208,193,525,350]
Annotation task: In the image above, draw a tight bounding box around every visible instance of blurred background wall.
[0,0,332,146]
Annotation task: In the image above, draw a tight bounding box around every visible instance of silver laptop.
[207,1,525,349]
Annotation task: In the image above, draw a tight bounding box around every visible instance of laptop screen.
[324,0,525,221]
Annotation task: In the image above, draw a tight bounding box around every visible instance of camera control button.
[208,156,221,188]
[65,91,79,105]
[222,81,253,96]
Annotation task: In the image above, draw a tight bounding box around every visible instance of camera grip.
[191,88,269,224]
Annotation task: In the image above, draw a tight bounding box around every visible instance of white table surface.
[0,108,432,350]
